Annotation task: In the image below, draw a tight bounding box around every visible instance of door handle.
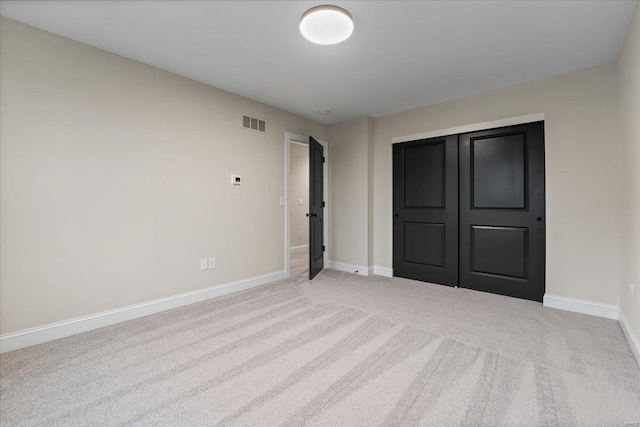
[306,213,317,218]
[536,217,542,222]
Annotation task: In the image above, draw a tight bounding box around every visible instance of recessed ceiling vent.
[242,115,266,133]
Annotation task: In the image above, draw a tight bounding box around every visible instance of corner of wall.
[327,116,374,268]
[616,2,640,363]
[367,116,375,267]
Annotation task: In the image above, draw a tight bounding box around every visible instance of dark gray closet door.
[459,121,545,302]
[393,135,458,286]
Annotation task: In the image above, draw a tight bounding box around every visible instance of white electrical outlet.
[630,282,635,294]
[298,231,302,238]
[280,197,285,206]
[209,258,216,269]
[200,259,208,271]
[298,198,304,206]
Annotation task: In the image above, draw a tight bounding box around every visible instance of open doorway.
[290,141,310,276]
[284,133,329,279]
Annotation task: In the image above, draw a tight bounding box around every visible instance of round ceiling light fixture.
[300,5,353,45]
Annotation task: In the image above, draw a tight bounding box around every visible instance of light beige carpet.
[1,269,639,426]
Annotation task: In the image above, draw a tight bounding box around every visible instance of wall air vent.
[242,115,266,133]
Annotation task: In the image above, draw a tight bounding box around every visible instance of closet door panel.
[393,136,458,286]
[459,122,545,302]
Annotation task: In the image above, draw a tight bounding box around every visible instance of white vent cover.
[242,115,266,133]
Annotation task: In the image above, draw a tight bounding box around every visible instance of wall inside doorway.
[290,143,309,248]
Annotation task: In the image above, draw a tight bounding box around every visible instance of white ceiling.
[0,1,636,124]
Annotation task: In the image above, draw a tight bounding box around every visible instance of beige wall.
[0,18,327,334]
[328,117,372,267]
[372,64,623,305]
[290,143,309,247]
[617,6,640,339]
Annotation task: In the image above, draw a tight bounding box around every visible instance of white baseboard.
[619,309,640,368]
[543,294,619,320]
[290,244,309,252]
[327,261,370,276]
[518,294,640,368]
[5,269,636,372]
[326,262,393,278]
[371,266,393,277]
[0,270,287,354]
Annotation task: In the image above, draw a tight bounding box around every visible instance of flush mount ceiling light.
[300,5,353,45]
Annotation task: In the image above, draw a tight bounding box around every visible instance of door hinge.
[322,201,326,208]
[322,157,325,163]
[322,245,326,252]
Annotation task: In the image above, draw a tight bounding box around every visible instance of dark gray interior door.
[308,137,324,280]
[459,121,545,302]
[393,135,458,286]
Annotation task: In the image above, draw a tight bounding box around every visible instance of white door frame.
[284,132,329,278]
